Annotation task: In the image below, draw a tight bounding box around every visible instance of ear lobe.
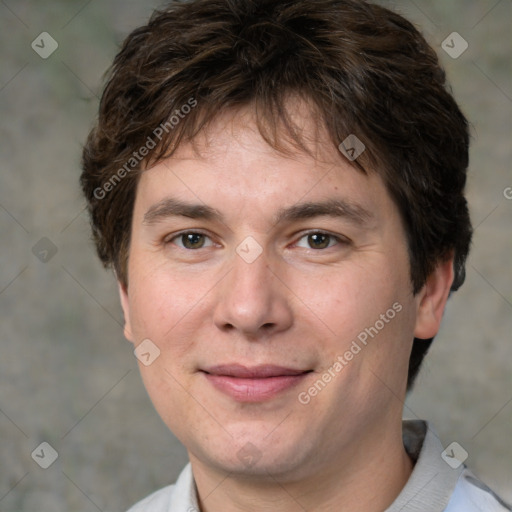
[118,280,135,343]
[413,256,455,340]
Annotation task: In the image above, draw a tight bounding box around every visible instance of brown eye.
[296,231,343,250]
[307,233,331,249]
[181,233,205,249]
[167,232,213,249]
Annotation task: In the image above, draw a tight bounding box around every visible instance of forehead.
[183,100,338,163]
[133,101,394,228]
[148,94,372,171]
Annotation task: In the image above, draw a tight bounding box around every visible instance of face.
[119,105,452,482]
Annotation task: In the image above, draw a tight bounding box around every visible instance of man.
[80,0,510,510]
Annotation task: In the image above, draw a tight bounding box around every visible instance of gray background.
[0,0,510,510]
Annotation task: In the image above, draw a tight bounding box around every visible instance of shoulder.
[445,468,511,511]
[126,484,175,512]
[390,421,510,512]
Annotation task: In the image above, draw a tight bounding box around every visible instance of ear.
[118,280,135,343]
[413,256,454,340]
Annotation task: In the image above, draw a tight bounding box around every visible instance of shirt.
[127,419,511,511]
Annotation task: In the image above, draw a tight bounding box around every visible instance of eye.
[166,231,214,250]
[295,231,346,250]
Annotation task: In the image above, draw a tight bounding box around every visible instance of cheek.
[128,255,189,331]
[127,267,214,363]
[289,260,402,346]
[128,279,172,339]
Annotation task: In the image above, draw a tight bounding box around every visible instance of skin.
[119,104,454,512]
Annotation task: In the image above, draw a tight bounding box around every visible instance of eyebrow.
[143,198,223,225]
[143,197,373,227]
[271,198,372,227]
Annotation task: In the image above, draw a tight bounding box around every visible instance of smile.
[201,364,312,402]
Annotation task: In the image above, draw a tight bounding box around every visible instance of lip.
[201,364,312,402]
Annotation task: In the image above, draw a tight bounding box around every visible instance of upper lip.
[202,364,311,378]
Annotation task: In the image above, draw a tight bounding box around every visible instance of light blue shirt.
[127,420,511,511]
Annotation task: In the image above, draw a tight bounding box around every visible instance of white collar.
[385,420,464,511]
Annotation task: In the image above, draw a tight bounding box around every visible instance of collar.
[385,420,464,511]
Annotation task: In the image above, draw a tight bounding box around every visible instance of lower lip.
[203,373,309,402]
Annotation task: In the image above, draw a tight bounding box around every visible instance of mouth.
[200,364,313,402]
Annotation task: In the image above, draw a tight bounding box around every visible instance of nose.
[212,244,293,338]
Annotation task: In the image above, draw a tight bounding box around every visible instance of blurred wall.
[0,1,510,510]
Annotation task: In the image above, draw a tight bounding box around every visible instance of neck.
[189,420,414,512]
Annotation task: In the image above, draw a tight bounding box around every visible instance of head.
[81,0,471,482]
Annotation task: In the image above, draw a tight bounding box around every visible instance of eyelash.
[163,230,349,251]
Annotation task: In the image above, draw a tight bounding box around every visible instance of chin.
[194,433,312,480]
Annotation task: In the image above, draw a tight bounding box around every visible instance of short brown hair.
[80,0,472,390]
